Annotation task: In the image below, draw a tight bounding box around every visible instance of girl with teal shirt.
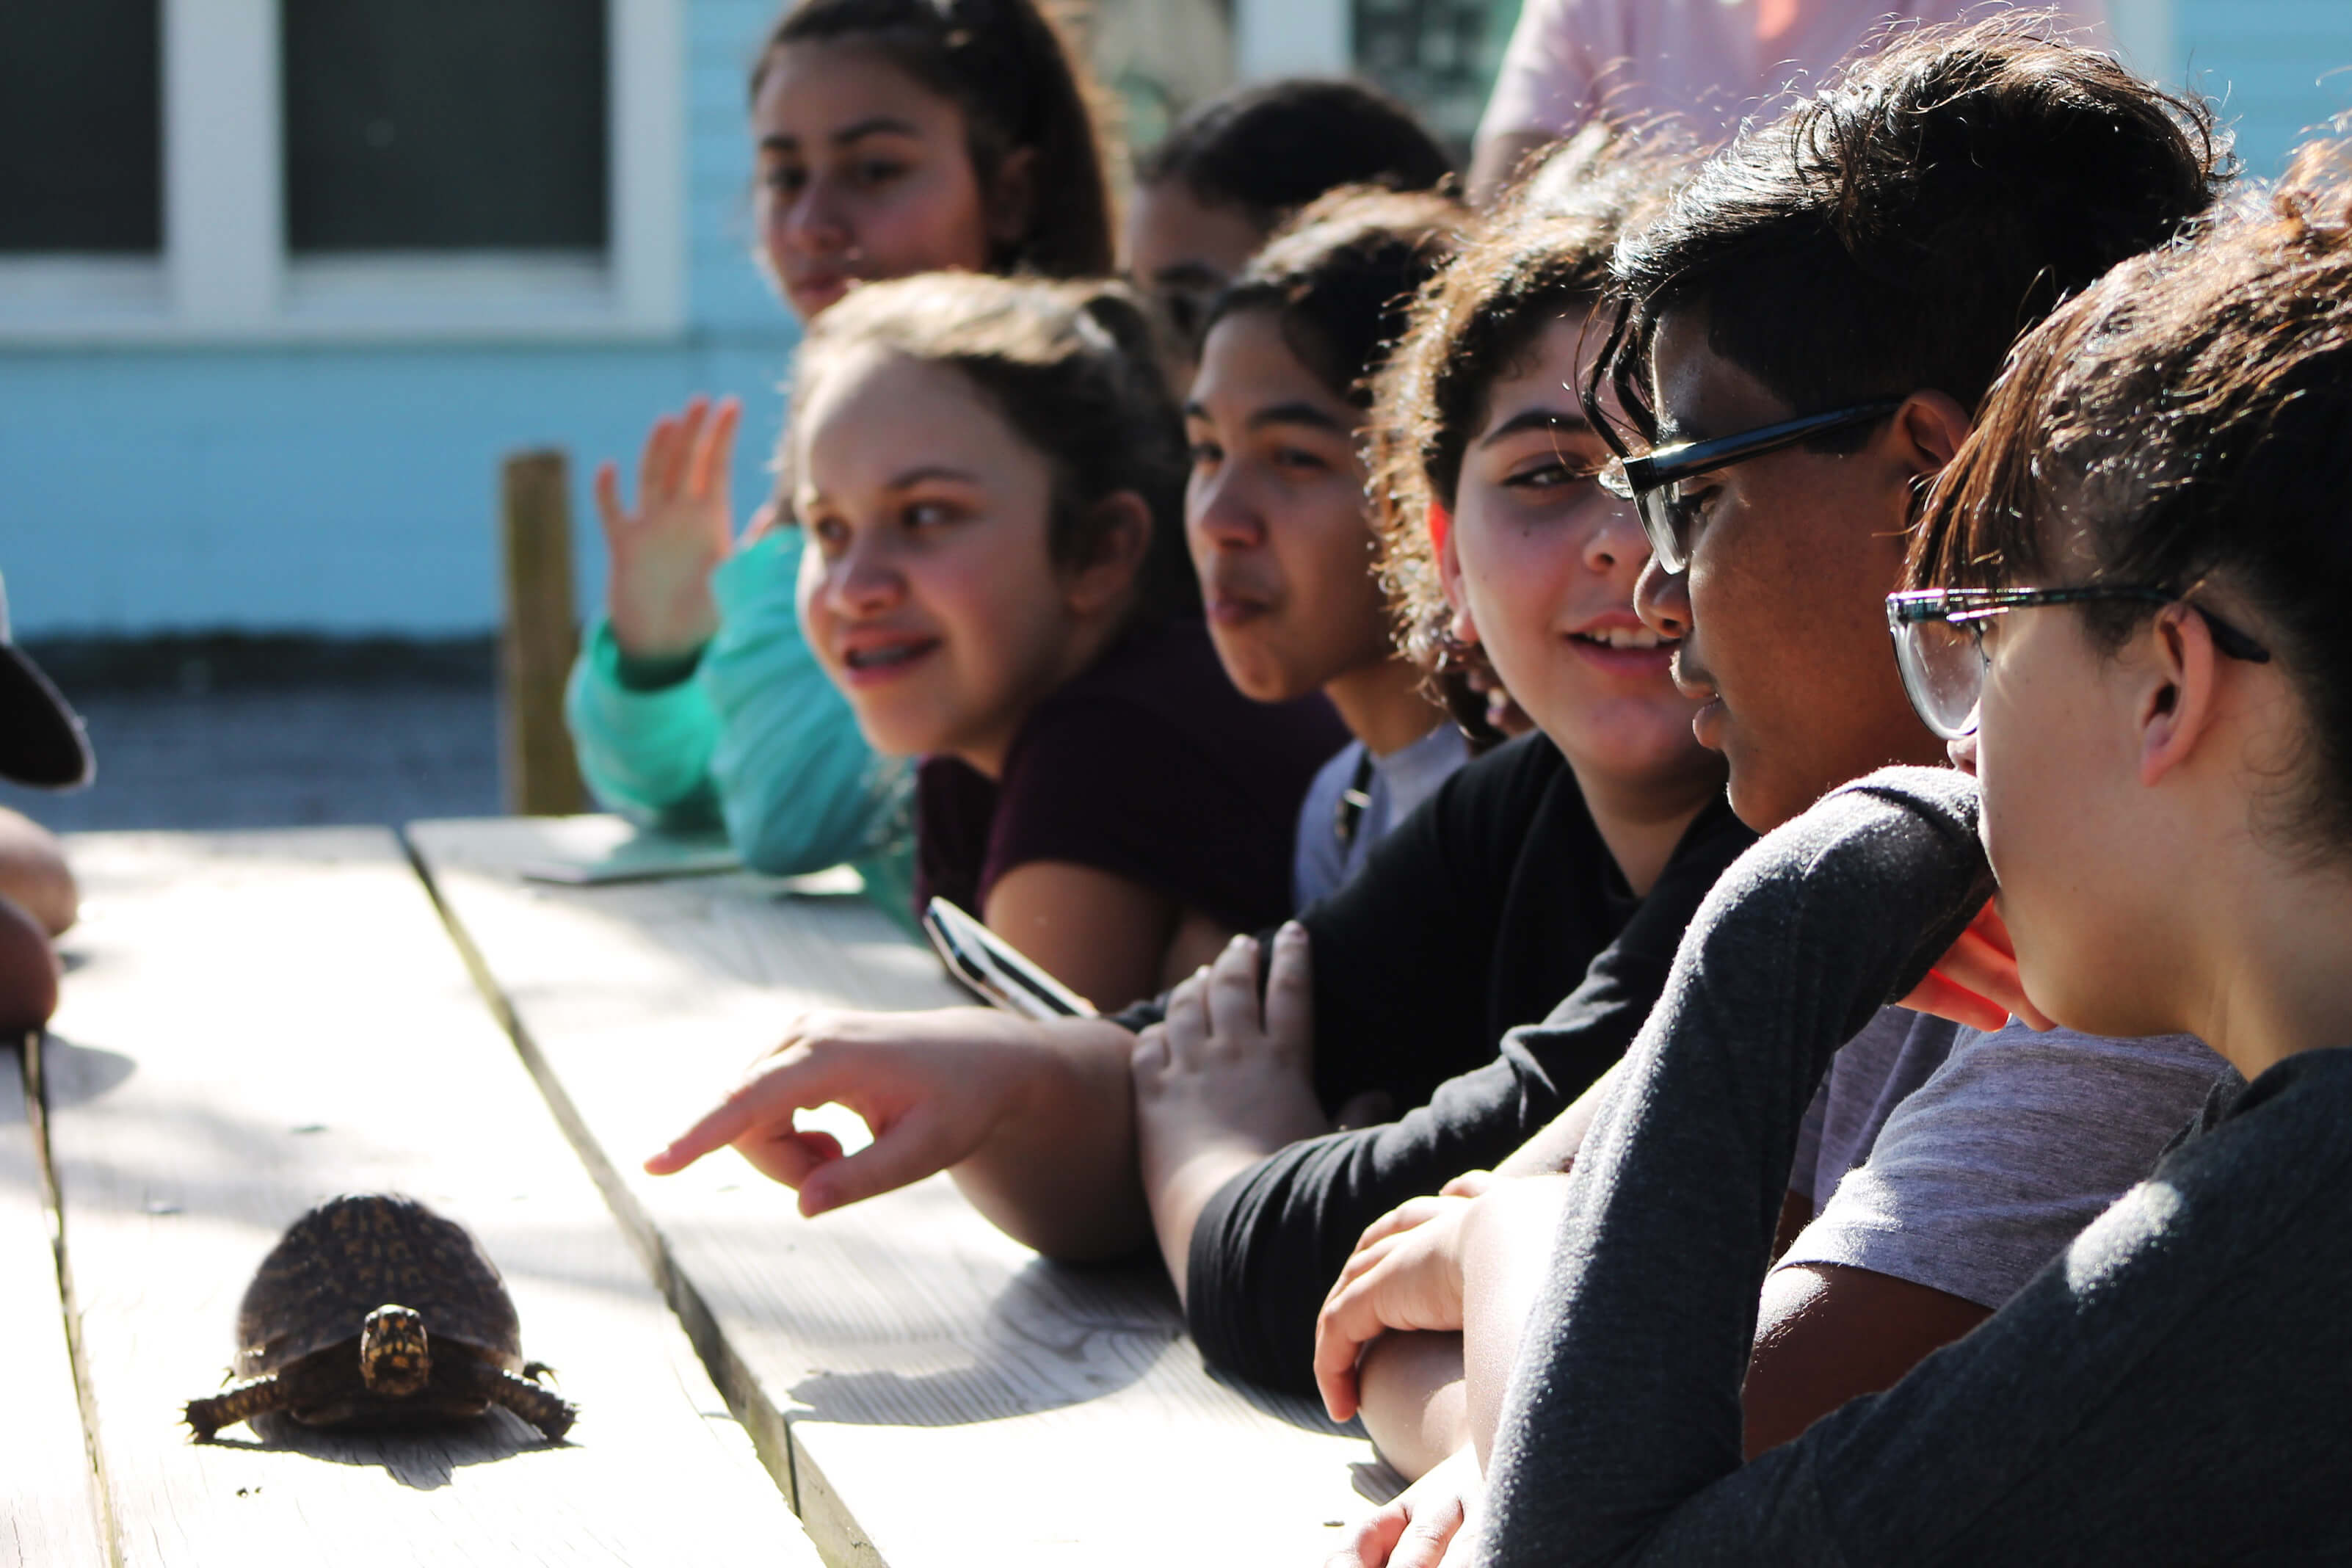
[564,0,1118,905]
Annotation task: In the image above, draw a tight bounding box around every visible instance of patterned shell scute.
[233,1194,523,1376]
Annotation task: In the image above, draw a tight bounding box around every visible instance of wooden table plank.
[408,816,1396,1568]
[42,829,819,1568]
[1,1034,107,1567]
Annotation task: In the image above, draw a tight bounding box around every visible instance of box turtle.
[184,1194,576,1442]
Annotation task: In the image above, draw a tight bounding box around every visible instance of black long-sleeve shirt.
[1479,768,2352,1565]
[1119,732,1753,1393]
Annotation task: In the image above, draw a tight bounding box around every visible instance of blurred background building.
[1,0,2346,828]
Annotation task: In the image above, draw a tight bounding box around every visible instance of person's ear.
[1892,390,1974,483]
[1062,491,1153,616]
[1434,513,1481,645]
[2136,606,2225,787]
[984,146,1040,251]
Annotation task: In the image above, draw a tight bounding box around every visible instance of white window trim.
[0,0,683,346]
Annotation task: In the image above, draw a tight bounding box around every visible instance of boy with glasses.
[1318,23,2243,1558]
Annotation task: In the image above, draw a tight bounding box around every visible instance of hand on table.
[1898,898,2055,1033]
[1328,1445,1484,1568]
[643,1006,1051,1216]
[596,394,741,663]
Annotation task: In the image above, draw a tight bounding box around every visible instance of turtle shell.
[233,1194,523,1378]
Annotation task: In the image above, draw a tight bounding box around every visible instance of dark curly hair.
[754,0,1119,278]
[1371,126,1684,674]
[789,271,1197,621]
[1912,142,2352,855]
[1592,15,2229,454]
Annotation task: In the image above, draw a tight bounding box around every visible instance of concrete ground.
[3,639,505,834]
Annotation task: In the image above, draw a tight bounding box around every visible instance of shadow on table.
[195,1407,570,1490]
[28,1034,136,1108]
[786,1254,1182,1429]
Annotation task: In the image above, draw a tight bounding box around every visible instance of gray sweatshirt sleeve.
[1476,768,2352,1564]
[1477,767,1993,1564]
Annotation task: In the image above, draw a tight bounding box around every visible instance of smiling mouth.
[843,639,937,672]
[1570,625,1676,654]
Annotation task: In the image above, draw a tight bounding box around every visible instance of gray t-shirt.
[1787,1006,1957,1207]
[1291,724,1469,908]
[1781,1012,2229,1309]
[1781,1020,2229,1307]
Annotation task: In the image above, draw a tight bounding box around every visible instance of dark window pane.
[1353,0,1513,153]
[0,0,162,253]
[283,0,608,253]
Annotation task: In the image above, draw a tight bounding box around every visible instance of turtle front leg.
[480,1366,577,1442]
[185,1375,290,1440]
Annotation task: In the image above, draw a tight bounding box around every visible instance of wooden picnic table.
[20,828,815,1567]
[15,818,1396,1567]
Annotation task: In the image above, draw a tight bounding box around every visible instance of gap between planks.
[398,825,807,1519]
[7,1030,111,1567]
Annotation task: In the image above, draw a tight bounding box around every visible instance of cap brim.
[0,643,93,788]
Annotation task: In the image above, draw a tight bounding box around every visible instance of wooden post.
[499,450,589,816]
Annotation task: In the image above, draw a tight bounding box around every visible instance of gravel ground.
[2,683,504,834]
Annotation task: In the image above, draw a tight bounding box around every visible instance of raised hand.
[595,394,743,662]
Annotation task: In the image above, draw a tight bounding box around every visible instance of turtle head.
[359,1304,431,1397]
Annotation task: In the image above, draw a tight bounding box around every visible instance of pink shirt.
[1478,0,2111,145]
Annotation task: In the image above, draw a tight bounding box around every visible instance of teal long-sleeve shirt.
[563,528,916,914]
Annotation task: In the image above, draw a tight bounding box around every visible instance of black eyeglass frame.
[1886,584,2273,739]
[1600,398,1906,572]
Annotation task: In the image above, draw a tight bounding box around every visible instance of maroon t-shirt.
[914,618,1347,932]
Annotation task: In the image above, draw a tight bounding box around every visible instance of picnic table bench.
[13,818,1396,1566]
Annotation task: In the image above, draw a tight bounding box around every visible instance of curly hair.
[1369,126,1683,675]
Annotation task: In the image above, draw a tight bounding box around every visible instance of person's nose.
[1947,729,1980,775]
[824,531,904,617]
[1583,503,1646,576]
[1633,551,1690,639]
[778,175,854,258]
[1188,468,1266,552]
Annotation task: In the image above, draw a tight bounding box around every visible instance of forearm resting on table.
[1357,1331,1471,1482]
[1461,1175,1575,1467]
[947,1015,1153,1261]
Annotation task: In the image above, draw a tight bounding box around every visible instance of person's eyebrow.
[1244,401,1350,435]
[888,464,982,490]
[1151,261,1226,290]
[758,117,924,153]
[1477,406,1596,449]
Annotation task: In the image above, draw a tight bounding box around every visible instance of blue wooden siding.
[2177,0,2352,178]
[5,0,2351,635]
[1,0,799,638]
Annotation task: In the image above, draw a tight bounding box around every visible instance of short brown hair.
[790,271,1195,619]
[1912,142,2352,852]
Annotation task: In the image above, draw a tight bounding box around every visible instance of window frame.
[0,0,683,345]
